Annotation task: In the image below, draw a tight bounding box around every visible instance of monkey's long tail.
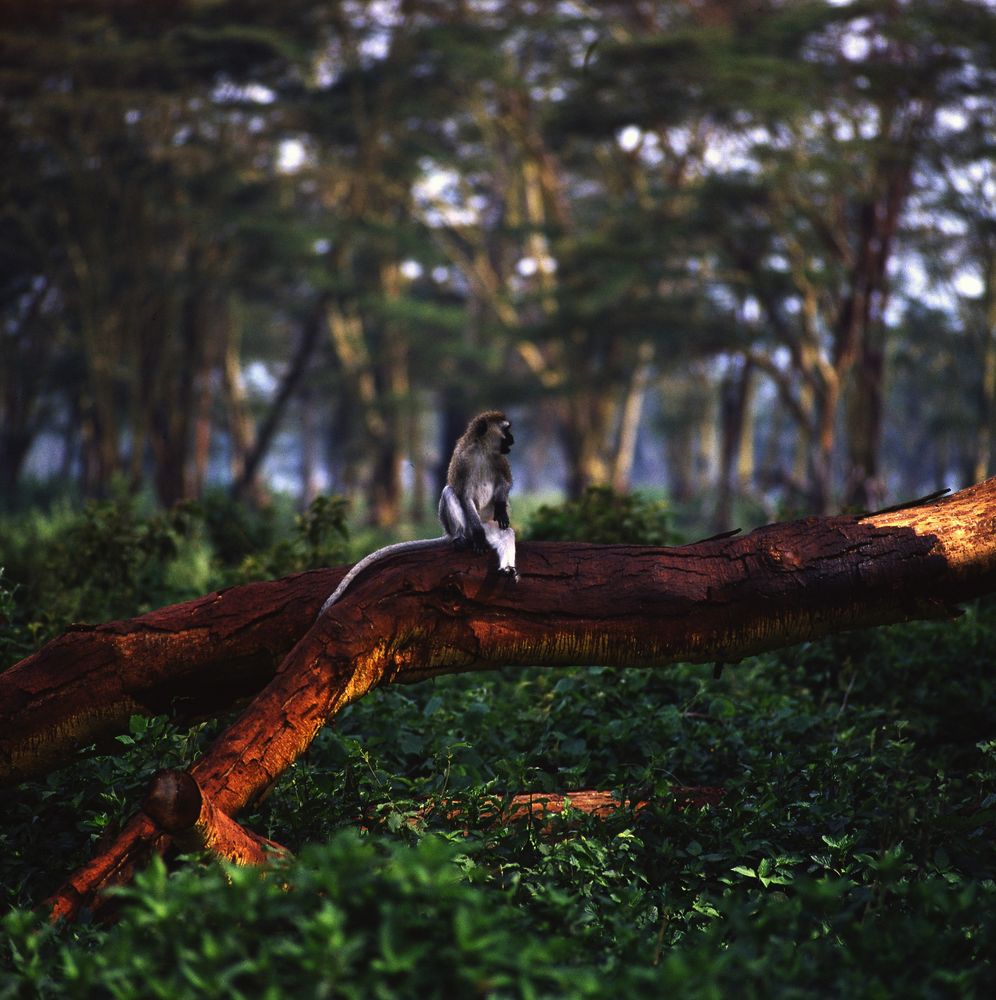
[318,537,449,616]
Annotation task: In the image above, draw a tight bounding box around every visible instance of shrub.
[0,493,350,664]
[525,486,679,545]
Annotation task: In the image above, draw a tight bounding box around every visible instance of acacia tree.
[286,5,501,525]
[908,95,996,485]
[0,0,339,505]
[559,0,994,511]
[404,3,737,498]
[713,1,992,511]
[4,0,991,514]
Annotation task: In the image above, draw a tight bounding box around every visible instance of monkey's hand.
[494,501,510,531]
[471,525,488,554]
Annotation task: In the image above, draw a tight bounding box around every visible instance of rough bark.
[20,476,996,921]
[0,567,347,788]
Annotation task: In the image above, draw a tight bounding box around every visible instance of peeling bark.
[24,477,996,921]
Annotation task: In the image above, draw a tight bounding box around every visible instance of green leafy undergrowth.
[0,712,225,907]
[4,606,994,995]
[0,494,207,645]
[1,829,991,999]
[525,485,679,545]
[2,835,622,999]
[0,493,349,664]
[2,494,995,995]
[226,492,350,584]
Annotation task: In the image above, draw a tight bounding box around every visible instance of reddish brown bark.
[416,787,726,832]
[0,567,345,788]
[30,477,996,921]
[48,814,167,924]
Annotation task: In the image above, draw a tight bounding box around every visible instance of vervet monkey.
[318,410,518,616]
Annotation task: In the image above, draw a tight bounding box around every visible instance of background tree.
[1,0,993,520]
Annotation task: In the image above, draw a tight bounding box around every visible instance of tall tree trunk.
[368,435,403,528]
[299,382,321,510]
[365,266,410,528]
[847,318,887,509]
[666,426,696,505]
[736,367,756,487]
[714,358,754,529]
[697,390,719,502]
[611,343,654,493]
[408,400,428,522]
[151,290,202,508]
[0,427,32,507]
[973,251,996,483]
[436,392,469,499]
[189,298,224,500]
[0,283,51,506]
[811,370,841,515]
[366,335,408,528]
[561,388,614,499]
[843,163,911,510]
[235,296,328,503]
[326,299,382,506]
[221,310,268,507]
[80,384,121,498]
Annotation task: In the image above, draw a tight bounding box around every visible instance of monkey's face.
[499,421,514,454]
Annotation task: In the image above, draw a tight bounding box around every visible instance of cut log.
[414,787,727,831]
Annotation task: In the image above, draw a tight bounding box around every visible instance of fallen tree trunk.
[30,477,996,920]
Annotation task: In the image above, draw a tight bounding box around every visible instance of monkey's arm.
[492,472,513,531]
[493,500,511,530]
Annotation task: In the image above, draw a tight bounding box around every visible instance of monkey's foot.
[498,566,519,583]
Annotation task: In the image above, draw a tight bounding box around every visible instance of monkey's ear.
[474,417,489,437]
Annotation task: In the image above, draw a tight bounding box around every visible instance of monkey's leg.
[438,485,468,544]
[484,522,518,580]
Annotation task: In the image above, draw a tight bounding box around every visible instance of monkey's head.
[471,410,514,455]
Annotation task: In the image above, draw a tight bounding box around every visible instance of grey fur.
[318,412,517,617]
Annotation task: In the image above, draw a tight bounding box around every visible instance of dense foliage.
[1,496,994,996]
[526,486,680,546]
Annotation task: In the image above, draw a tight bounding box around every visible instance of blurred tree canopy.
[1,0,993,524]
